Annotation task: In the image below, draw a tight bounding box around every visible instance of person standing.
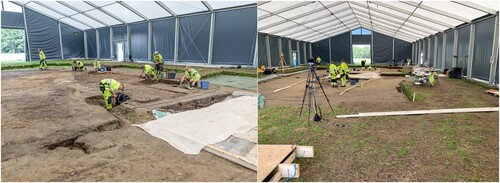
[339,59,349,87]
[38,48,47,70]
[153,51,164,79]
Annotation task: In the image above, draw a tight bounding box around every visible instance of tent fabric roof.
[258,1,499,43]
[11,1,255,30]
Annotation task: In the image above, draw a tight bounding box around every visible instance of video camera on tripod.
[300,58,334,124]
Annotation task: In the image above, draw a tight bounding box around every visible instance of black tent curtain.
[458,25,470,74]
[394,38,411,63]
[373,32,393,64]
[444,30,454,70]
[472,16,495,80]
[60,23,84,59]
[130,22,148,60]
[330,32,350,64]
[152,18,175,61]
[86,30,97,58]
[312,38,329,63]
[98,28,110,59]
[281,37,291,65]
[268,35,280,67]
[257,33,268,67]
[25,8,61,60]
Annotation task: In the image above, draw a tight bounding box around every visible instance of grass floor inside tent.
[258,72,499,181]
[1,59,257,78]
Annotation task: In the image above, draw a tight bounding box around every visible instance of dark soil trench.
[44,92,230,154]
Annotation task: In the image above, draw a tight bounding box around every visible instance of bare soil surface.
[258,71,498,181]
[2,68,256,181]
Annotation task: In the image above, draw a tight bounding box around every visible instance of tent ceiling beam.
[258,1,312,20]
[56,1,110,27]
[117,1,150,21]
[84,1,128,25]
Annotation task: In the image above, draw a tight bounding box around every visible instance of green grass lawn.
[259,77,499,181]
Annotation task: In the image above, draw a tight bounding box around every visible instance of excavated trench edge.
[44,93,231,152]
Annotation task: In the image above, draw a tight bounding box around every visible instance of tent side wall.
[178,13,211,63]
[312,38,329,64]
[212,6,257,66]
[373,32,393,64]
[130,22,149,61]
[25,8,61,60]
[257,33,268,67]
[151,18,176,62]
[85,30,97,59]
[61,23,85,59]
[330,32,351,64]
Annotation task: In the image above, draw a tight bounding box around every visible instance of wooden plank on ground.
[204,144,257,171]
[486,89,499,97]
[336,107,499,118]
[258,145,294,182]
[273,79,307,93]
[269,172,282,182]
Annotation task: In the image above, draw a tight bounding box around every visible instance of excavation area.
[258,67,499,181]
[1,67,256,181]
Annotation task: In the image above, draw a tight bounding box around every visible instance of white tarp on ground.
[133,96,257,154]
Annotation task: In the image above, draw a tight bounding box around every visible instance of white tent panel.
[278,2,324,19]
[3,1,22,12]
[407,16,448,31]
[420,1,487,20]
[71,14,105,28]
[59,1,95,12]
[14,0,29,5]
[413,8,463,26]
[258,1,306,13]
[378,1,416,12]
[366,11,405,25]
[86,9,122,25]
[261,21,297,33]
[102,3,144,23]
[258,15,286,28]
[59,17,90,30]
[289,28,318,38]
[334,9,355,18]
[370,3,413,20]
[26,3,65,19]
[326,2,350,12]
[307,18,340,30]
[123,1,172,19]
[89,1,115,7]
[275,25,308,37]
[292,9,330,23]
[294,31,323,40]
[38,1,77,15]
[307,34,327,41]
[161,1,207,15]
[208,1,255,9]
[469,1,500,11]
[257,9,270,18]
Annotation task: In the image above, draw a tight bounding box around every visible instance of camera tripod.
[300,63,334,124]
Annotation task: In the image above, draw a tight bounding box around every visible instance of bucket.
[200,81,209,89]
[166,72,176,79]
[350,79,358,86]
[106,66,112,71]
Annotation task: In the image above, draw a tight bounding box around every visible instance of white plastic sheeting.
[11,1,256,30]
[133,96,257,155]
[258,1,499,43]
